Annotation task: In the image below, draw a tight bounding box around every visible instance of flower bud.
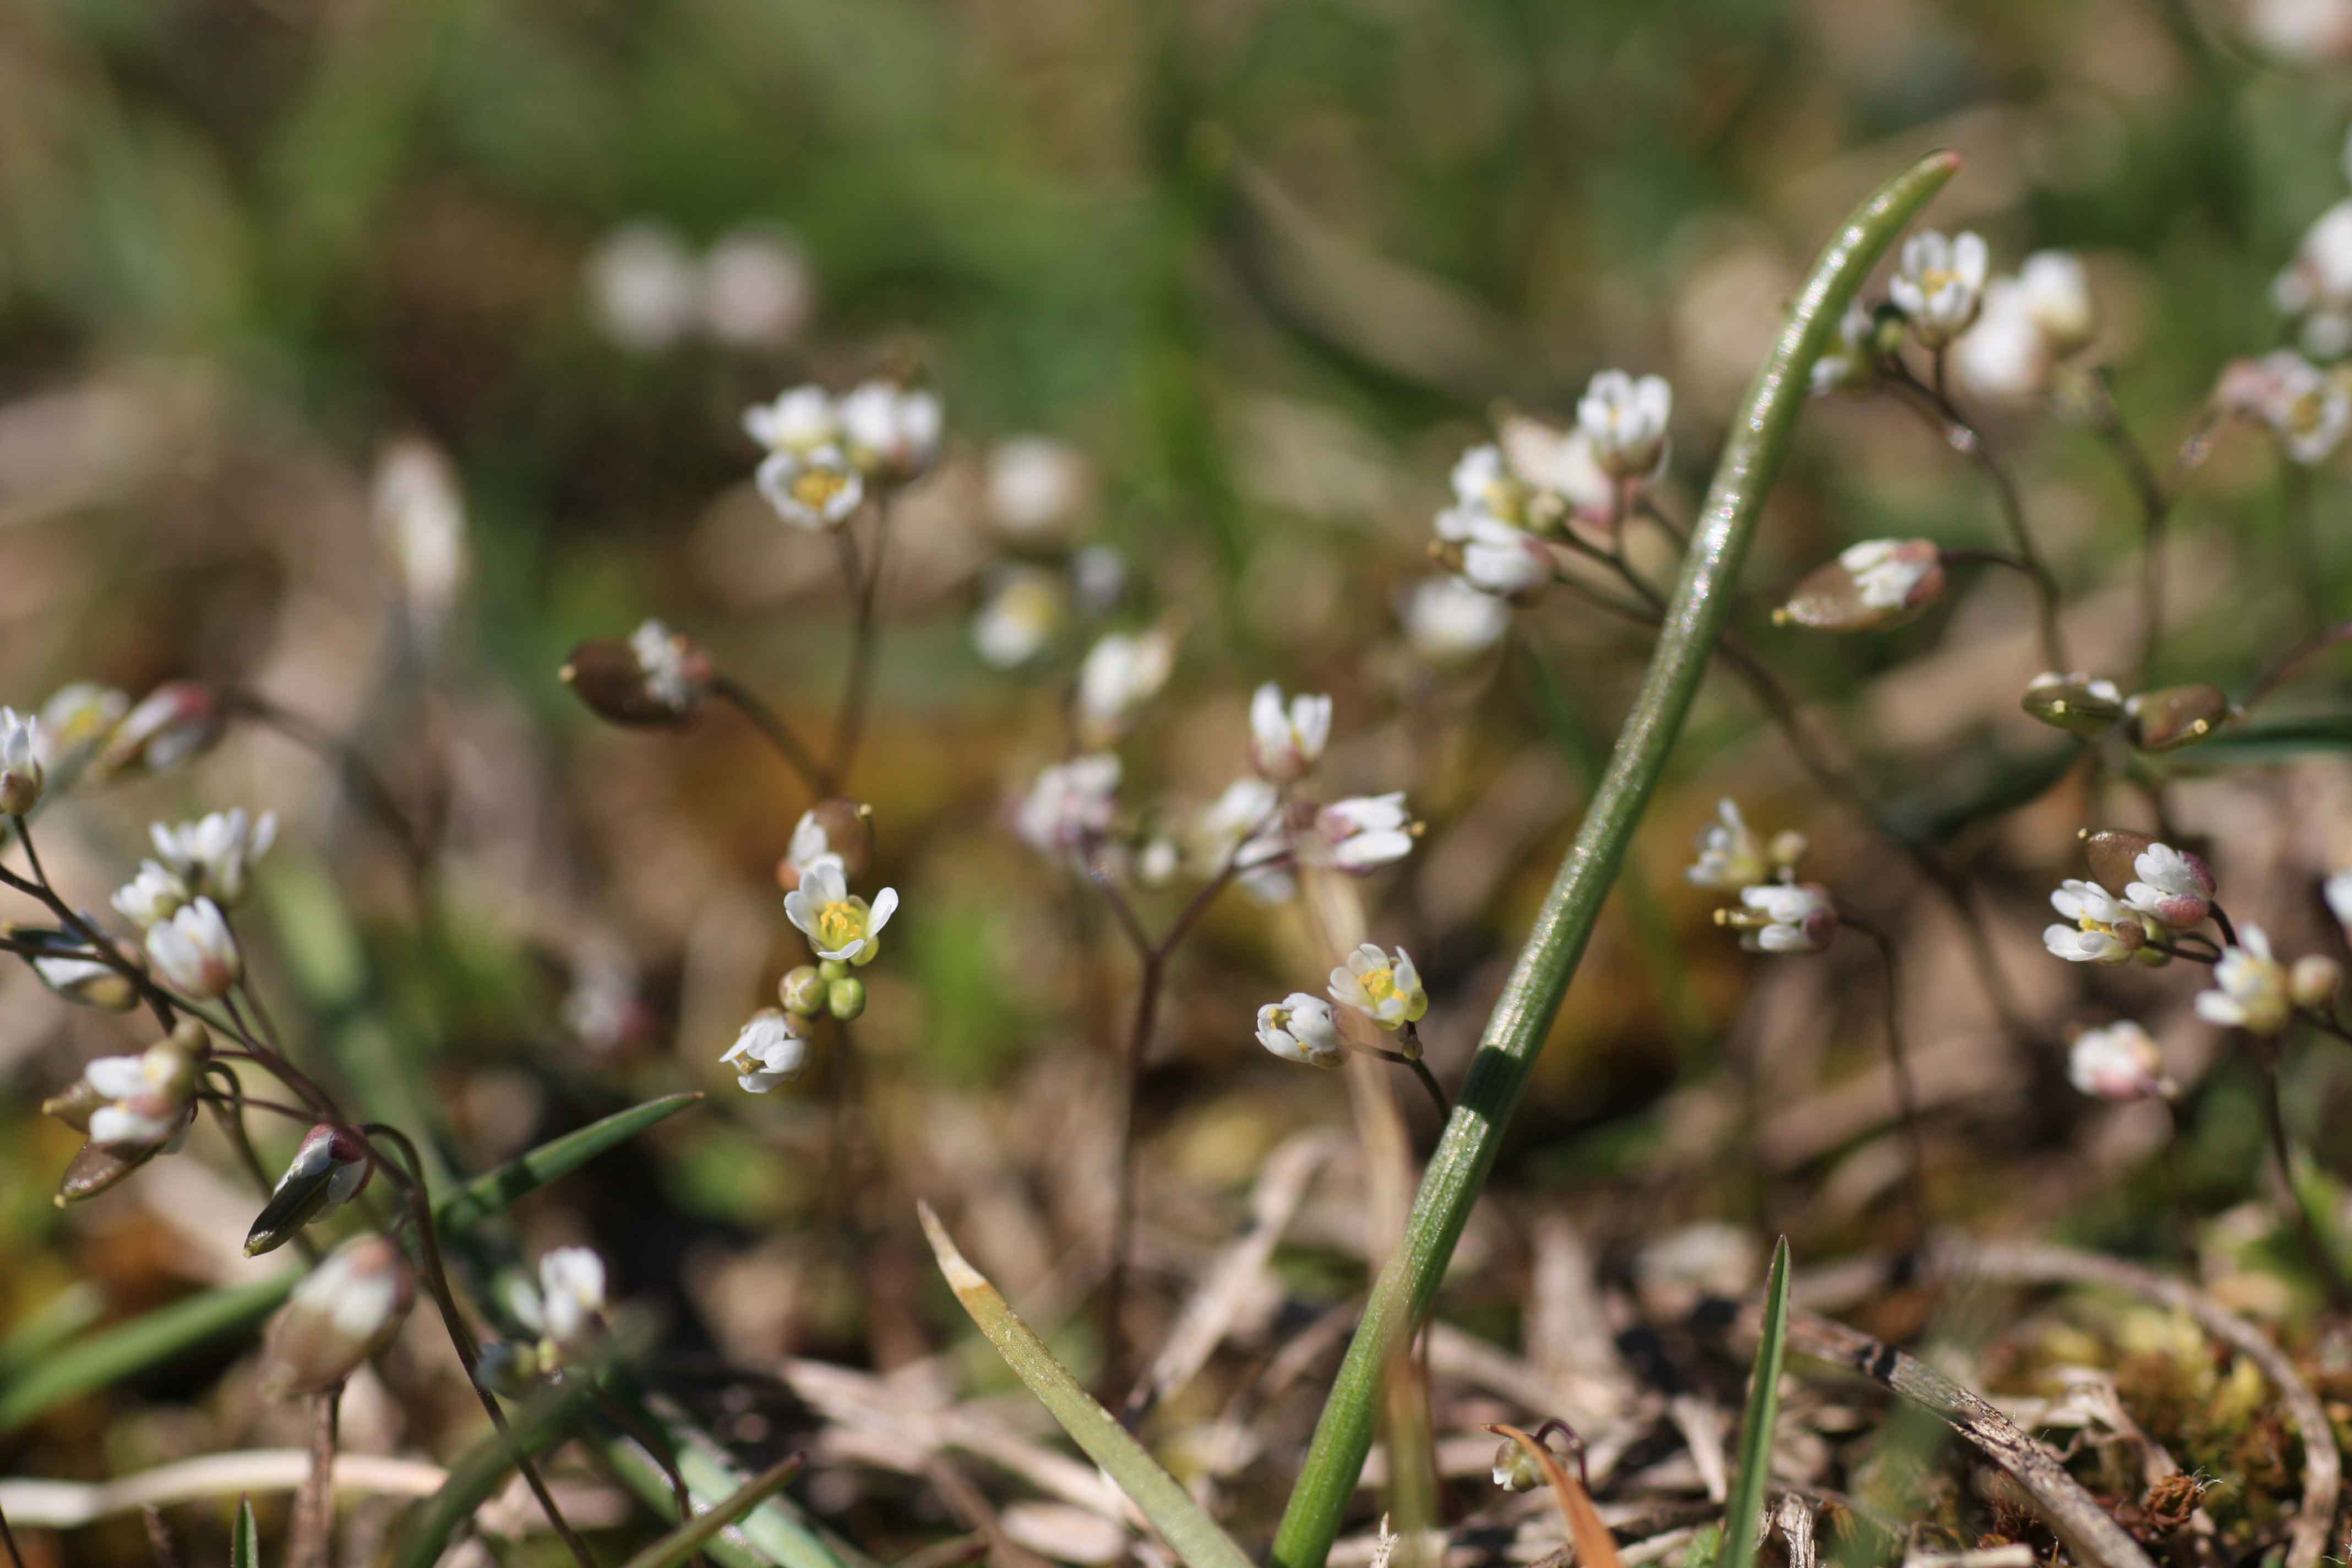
[2125,685,2232,753]
[778,965,828,1016]
[1492,1439,1542,1493]
[778,798,873,890]
[0,707,43,816]
[2291,955,2342,1010]
[92,682,224,781]
[1774,540,1945,632]
[145,898,241,999]
[245,1124,373,1257]
[2021,673,2126,736]
[827,975,867,1020]
[559,623,711,727]
[263,1235,415,1396]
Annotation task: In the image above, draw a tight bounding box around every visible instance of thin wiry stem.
[710,675,835,797]
[2077,368,2171,682]
[833,496,895,780]
[1840,914,1932,1250]
[1368,1047,1449,1119]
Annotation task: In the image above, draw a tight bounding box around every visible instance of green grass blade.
[0,1094,700,1433]
[614,1458,805,1568]
[1267,148,1963,1568]
[1722,1237,1792,1568]
[232,1496,260,1568]
[918,1204,1254,1568]
[393,1375,600,1568]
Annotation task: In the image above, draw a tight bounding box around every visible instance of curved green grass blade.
[232,1496,260,1568]
[614,1458,805,1568]
[918,1204,1254,1568]
[393,1374,599,1568]
[0,1094,700,1433]
[1722,1237,1792,1568]
[1268,148,1963,1568]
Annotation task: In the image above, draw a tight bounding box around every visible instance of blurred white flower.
[1496,414,1616,521]
[723,1009,811,1093]
[585,222,701,352]
[34,683,128,769]
[1436,508,1551,598]
[1890,230,1989,348]
[1402,576,1510,665]
[2196,924,2293,1034]
[2122,842,2215,930]
[1017,755,1121,857]
[1070,546,1128,614]
[1736,883,1837,954]
[701,226,814,349]
[1950,279,2051,402]
[517,1247,608,1351]
[150,808,277,906]
[98,683,223,778]
[1810,302,1880,396]
[2240,0,2352,63]
[82,1050,195,1148]
[1307,793,1416,873]
[264,1235,413,1396]
[629,620,703,714]
[146,898,241,999]
[743,386,840,453]
[2223,351,2350,463]
[0,707,42,816]
[783,855,898,966]
[987,437,1091,541]
[1687,798,1766,890]
[756,443,865,529]
[2018,252,2095,357]
[1250,684,1332,783]
[2068,1022,2173,1101]
[2275,201,2352,320]
[839,380,943,481]
[1576,370,1672,481]
[1327,943,1427,1031]
[972,567,1069,669]
[1075,629,1176,741]
[112,861,190,929]
[372,439,469,647]
[2325,868,2352,933]
[2044,879,2140,965]
[1256,993,1343,1068]
[34,953,139,1011]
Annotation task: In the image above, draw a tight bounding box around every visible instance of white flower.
[1450,443,1511,512]
[1496,415,1616,521]
[1687,799,1766,890]
[2017,252,2095,357]
[584,222,700,353]
[1576,370,1672,481]
[146,898,242,999]
[0,707,42,816]
[1737,883,1838,954]
[80,1044,200,1150]
[520,1248,607,1349]
[1075,629,1176,739]
[2273,199,2352,318]
[2233,350,2350,465]
[34,954,138,1011]
[150,808,278,906]
[2244,0,2352,62]
[2122,842,2215,930]
[1309,793,1417,873]
[1950,279,2052,402]
[266,1236,413,1395]
[743,386,839,453]
[1195,774,1279,866]
[785,810,835,877]
[1327,944,1427,1030]
[1436,507,1551,597]
[1016,754,1121,857]
[373,440,469,644]
[2196,924,2293,1035]
[2068,1022,2171,1101]
[838,380,943,480]
[1810,302,1880,396]
[2324,868,2352,934]
[1839,539,1941,611]
[1890,230,1989,347]
[756,443,865,529]
[700,226,814,349]
[99,683,222,777]
[723,1009,809,1093]
[112,861,192,928]
[987,437,1090,540]
[1250,684,1332,783]
[1402,576,1510,666]
[2043,879,2139,965]
[971,567,1069,669]
[1256,993,1343,1068]
[783,854,899,966]
[629,620,701,712]
[34,683,127,768]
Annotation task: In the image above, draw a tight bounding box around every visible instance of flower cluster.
[2041,837,2215,967]
[744,378,942,529]
[1687,800,1833,954]
[41,1020,213,1201]
[1814,232,2094,405]
[2214,350,2351,466]
[1255,943,1428,1070]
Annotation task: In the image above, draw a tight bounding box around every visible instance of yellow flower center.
[2289,390,2327,436]
[792,468,850,511]
[816,899,868,952]
[1359,966,1399,1006]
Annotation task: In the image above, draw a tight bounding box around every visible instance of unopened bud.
[2021,672,2126,736]
[779,965,828,1015]
[1492,1439,1542,1493]
[263,1235,415,1396]
[2125,684,2232,753]
[0,707,42,816]
[1774,539,1945,633]
[827,976,867,1021]
[245,1124,373,1256]
[92,682,224,780]
[2292,955,2342,1010]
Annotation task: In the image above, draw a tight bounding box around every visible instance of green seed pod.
[2125,684,2232,753]
[2021,673,2126,736]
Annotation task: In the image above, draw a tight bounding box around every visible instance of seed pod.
[2021,673,2126,736]
[559,634,709,727]
[1492,1438,1543,1493]
[244,1125,373,1257]
[55,1139,162,1205]
[2081,829,2157,895]
[1774,539,1945,632]
[2125,684,2231,753]
[262,1235,415,1396]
